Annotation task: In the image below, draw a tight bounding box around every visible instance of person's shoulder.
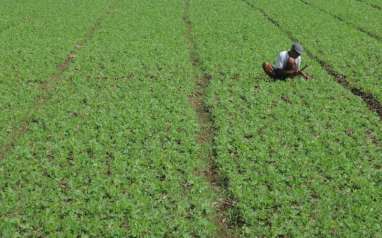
[279,50,288,57]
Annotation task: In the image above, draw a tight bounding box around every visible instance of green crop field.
[0,0,381,237]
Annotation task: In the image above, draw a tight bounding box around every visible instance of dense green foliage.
[190,0,382,236]
[306,0,382,37]
[0,0,110,146]
[0,0,381,237]
[0,1,216,236]
[254,0,382,101]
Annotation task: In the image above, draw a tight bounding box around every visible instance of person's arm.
[298,70,311,80]
[277,66,311,79]
[282,59,310,79]
[278,69,299,77]
[273,68,300,80]
[285,68,299,75]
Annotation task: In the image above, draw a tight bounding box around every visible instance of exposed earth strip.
[241,0,382,120]
[0,1,118,160]
[182,0,236,237]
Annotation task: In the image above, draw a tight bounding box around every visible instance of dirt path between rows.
[242,0,382,120]
[298,0,381,42]
[0,2,118,160]
[182,1,236,237]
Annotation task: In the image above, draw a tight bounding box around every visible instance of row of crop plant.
[0,0,219,236]
[295,0,381,39]
[1,0,381,236]
[249,0,382,103]
[0,0,110,146]
[188,0,382,236]
[356,0,382,10]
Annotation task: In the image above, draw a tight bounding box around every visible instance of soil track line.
[0,2,118,160]
[297,0,381,41]
[354,0,382,10]
[182,1,236,237]
[241,0,382,120]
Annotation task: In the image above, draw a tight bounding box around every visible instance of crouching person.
[263,42,310,80]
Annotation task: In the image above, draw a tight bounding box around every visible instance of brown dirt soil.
[183,0,237,237]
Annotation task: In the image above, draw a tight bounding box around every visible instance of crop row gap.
[354,0,382,11]
[241,0,382,120]
[0,1,118,160]
[182,0,238,237]
[297,0,381,41]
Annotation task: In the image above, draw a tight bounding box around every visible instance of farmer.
[262,42,310,80]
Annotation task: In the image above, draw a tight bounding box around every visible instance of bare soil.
[183,0,236,237]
